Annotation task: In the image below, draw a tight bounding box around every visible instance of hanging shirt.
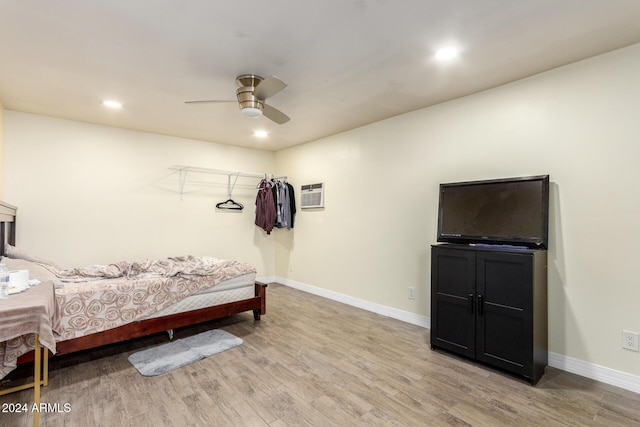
[286,182,296,228]
[280,182,291,229]
[274,180,284,227]
[255,180,276,234]
[272,181,293,229]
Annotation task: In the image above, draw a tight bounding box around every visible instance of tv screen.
[437,175,549,248]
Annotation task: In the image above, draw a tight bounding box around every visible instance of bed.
[0,201,267,373]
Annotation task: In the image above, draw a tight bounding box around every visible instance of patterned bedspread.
[45,256,256,340]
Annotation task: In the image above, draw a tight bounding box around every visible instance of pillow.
[0,256,63,288]
[4,244,60,268]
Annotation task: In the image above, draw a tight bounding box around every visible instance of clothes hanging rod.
[170,165,286,180]
[170,165,287,200]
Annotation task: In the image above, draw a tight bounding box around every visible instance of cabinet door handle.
[468,293,474,314]
[477,294,484,315]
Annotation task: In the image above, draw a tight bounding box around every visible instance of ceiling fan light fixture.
[242,107,263,117]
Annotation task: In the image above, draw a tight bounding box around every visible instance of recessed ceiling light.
[102,100,122,109]
[254,130,268,138]
[435,47,459,61]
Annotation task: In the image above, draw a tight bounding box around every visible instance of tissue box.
[9,269,30,292]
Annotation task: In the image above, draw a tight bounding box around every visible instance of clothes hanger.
[216,198,244,210]
[216,173,244,210]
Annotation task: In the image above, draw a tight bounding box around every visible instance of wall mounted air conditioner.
[301,183,324,209]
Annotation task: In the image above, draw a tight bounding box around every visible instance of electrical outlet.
[408,287,415,300]
[622,330,639,352]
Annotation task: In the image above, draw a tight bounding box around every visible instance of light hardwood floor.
[1,283,639,426]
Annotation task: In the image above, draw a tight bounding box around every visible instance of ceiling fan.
[185,74,290,124]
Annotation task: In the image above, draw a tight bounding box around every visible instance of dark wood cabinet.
[430,244,548,385]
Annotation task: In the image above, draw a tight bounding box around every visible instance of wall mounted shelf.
[169,165,286,200]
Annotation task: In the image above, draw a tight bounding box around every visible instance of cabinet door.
[431,247,476,358]
[475,251,533,376]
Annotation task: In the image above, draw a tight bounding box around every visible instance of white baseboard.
[548,352,640,394]
[260,276,639,396]
[261,276,430,328]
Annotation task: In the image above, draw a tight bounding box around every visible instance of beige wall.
[275,43,640,377]
[2,113,277,275]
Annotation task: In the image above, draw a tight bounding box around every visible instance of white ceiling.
[1,1,640,151]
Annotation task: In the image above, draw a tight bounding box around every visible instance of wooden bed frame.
[0,201,267,360]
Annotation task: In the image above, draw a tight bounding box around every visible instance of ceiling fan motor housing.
[236,75,264,114]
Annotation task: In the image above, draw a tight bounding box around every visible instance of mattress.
[51,258,257,341]
[141,272,256,319]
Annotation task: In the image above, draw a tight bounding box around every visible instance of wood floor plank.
[1,283,639,426]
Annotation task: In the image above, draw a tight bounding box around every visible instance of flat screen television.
[437,175,549,249]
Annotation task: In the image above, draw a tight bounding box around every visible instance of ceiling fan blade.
[255,76,287,99]
[263,104,290,124]
[184,100,235,104]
